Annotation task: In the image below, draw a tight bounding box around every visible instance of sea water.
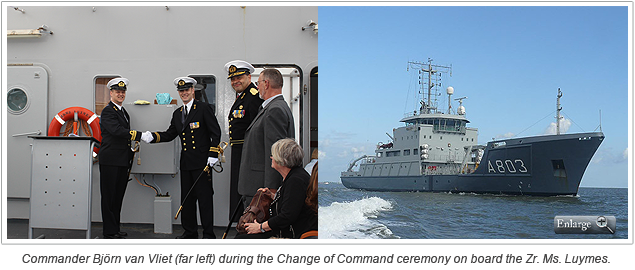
[319,182,628,239]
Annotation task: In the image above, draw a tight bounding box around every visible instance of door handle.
[12,130,42,137]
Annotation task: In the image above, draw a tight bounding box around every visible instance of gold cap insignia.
[229,65,237,73]
[118,81,126,87]
[178,80,185,86]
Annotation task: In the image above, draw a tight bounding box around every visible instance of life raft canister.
[47,106,101,154]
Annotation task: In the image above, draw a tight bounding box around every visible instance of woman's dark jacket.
[268,166,318,238]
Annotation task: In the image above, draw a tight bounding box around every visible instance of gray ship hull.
[341,132,604,196]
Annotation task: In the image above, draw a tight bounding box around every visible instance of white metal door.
[7,65,49,198]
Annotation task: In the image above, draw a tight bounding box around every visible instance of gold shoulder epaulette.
[250,88,259,96]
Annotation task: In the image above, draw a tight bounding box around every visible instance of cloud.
[591,147,628,164]
[495,132,516,140]
[321,139,331,148]
[351,146,367,156]
[544,118,572,135]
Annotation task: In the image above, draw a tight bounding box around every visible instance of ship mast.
[408,58,452,114]
[556,88,563,135]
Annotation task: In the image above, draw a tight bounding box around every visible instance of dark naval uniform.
[228,82,263,218]
[149,99,222,239]
[99,95,142,238]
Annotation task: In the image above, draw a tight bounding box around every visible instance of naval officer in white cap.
[224,60,263,221]
[99,77,143,239]
[141,77,222,239]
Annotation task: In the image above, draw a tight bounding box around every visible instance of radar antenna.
[408,58,452,115]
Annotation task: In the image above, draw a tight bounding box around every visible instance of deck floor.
[6,219,239,239]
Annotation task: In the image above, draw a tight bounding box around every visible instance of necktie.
[182,106,188,124]
[122,107,129,122]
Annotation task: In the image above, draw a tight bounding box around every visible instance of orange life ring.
[48,106,101,154]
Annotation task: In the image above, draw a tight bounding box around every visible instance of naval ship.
[341,60,604,196]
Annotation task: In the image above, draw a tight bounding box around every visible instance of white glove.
[207,157,219,167]
[141,131,153,143]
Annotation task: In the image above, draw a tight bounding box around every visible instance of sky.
[318,5,629,188]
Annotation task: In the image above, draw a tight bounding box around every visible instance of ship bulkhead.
[440,132,605,196]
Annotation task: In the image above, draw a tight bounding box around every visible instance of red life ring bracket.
[48,106,101,154]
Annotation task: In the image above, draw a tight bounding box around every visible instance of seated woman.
[239,138,318,239]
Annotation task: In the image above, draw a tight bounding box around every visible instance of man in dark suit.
[224,60,263,220]
[142,77,222,239]
[98,78,143,239]
[238,68,295,204]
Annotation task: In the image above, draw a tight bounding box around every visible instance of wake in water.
[319,197,397,239]
[319,183,627,239]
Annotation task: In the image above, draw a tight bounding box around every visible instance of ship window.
[404,149,410,156]
[413,149,418,155]
[189,75,217,113]
[386,150,401,157]
[94,76,120,115]
[7,88,29,114]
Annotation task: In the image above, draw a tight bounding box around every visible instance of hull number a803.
[487,159,528,174]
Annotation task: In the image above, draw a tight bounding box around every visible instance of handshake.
[136,131,219,167]
[140,131,154,144]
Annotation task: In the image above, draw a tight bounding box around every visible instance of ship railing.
[403,111,418,118]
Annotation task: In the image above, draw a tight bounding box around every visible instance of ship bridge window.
[404,149,410,156]
[431,118,467,134]
[386,150,401,157]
